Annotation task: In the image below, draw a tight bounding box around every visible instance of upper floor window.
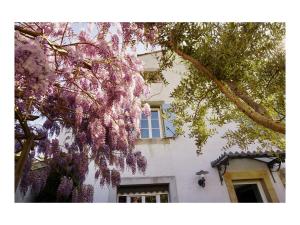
[140,108,162,139]
[139,103,177,139]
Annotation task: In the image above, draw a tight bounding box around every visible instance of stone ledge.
[135,138,171,145]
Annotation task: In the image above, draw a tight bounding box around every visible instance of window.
[117,184,169,203]
[140,109,162,139]
[117,193,169,203]
[233,180,268,203]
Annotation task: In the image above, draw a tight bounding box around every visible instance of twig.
[60,23,69,45]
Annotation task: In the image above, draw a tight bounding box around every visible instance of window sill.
[135,138,171,145]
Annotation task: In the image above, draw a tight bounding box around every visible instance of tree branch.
[15,135,34,191]
[15,25,42,37]
[16,132,46,141]
[15,108,35,190]
[226,81,271,118]
[60,23,69,45]
[193,87,215,120]
[168,34,285,134]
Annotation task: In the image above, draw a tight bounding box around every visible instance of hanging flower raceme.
[15,22,159,202]
[57,176,73,200]
[142,103,151,117]
[71,184,94,203]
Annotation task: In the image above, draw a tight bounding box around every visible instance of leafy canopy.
[154,22,285,152]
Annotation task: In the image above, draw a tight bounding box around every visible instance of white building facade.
[84,52,286,203]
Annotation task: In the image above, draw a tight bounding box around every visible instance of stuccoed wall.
[16,52,285,203]
[84,52,285,202]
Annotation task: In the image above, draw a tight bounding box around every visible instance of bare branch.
[60,23,69,45]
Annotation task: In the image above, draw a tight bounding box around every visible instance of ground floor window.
[118,193,169,203]
[233,180,268,203]
[117,184,169,203]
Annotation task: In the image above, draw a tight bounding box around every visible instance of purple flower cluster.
[15,22,158,202]
[142,103,151,117]
[89,119,106,150]
[72,184,94,203]
[111,169,121,187]
[15,36,55,101]
[126,153,137,174]
[57,176,73,200]
[29,167,50,195]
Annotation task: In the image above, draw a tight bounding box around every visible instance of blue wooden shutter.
[162,103,176,138]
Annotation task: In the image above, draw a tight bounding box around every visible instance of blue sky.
[70,22,160,54]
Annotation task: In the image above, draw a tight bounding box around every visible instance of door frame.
[224,170,279,203]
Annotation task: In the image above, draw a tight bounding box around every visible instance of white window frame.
[232,180,268,203]
[117,191,169,203]
[140,108,162,139]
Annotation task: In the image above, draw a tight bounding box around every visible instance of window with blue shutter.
[162,103,176,138]
[140,108,162,139]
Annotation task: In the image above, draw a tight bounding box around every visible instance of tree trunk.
[15,135,34,191]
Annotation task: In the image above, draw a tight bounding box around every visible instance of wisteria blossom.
[57,176,73,200]
[15,22,158,202]
[142,103,151,117]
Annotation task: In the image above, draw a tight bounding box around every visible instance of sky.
[71,22,160,55]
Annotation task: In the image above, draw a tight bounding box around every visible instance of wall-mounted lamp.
[196,170,209,188]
